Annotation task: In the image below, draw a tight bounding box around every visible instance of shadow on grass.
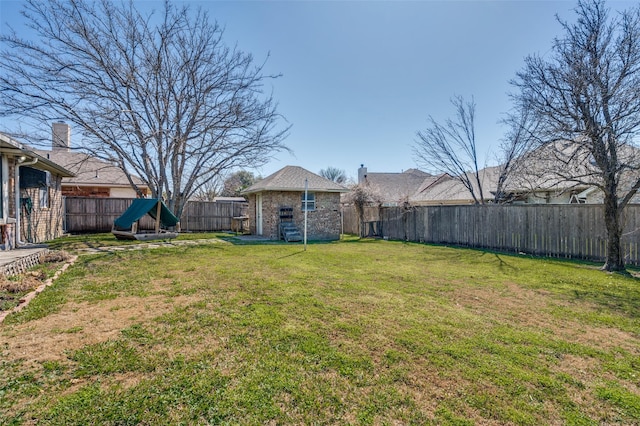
[217,236,290,246]
[403,240,640,320]
[493,253,517,271]
[277,251,305,259]
[473,247,640,320]
[571,287,640,319]
[219,235,338,246]
[338,235,383,244]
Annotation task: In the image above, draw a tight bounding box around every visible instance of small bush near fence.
[342,204,640,266]
[64,197,248,233]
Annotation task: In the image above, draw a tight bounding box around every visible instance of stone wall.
[247,191,342,240]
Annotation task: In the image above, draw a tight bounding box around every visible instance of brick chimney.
[358,164,367,184]
[52,122,71,151]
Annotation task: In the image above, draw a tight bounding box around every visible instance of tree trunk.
[602,191,625,271]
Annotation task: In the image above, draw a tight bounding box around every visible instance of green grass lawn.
[1,236,639,425]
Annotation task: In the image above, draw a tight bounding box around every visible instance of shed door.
[256,193,263,235]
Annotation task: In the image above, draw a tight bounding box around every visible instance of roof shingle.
[35,150,147,188]
[242,166,349,194]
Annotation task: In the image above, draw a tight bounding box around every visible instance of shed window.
[302,192,315,211]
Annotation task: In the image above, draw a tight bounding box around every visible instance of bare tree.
[413,96,487,204]
[511,0,640,271]
[191,177,223,202]
[319,166,347,184]
[0,0,289,218]
[493,108,539,202]
[344,183,381,238]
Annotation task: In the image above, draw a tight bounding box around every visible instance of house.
[499,140,609,204]
[355,140,629,206]
[398,164,598,206]
[352,164,456,206]
[35,122,150,198]
[409,166,501,205]
[242,166,349,241]
[356,165,436,206]
[0,132,74,248]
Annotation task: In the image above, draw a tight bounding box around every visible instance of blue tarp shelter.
[112,199,179,240]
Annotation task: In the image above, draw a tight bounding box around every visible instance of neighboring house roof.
[500,141,640,203]
[0,132,74,177]
[346,141,640,206]
[503,140,597,194]
[242,165,349,194]
[413,173,451,195]
[35,149,148,189]
[410,167,501,205]
[361,169,433,205]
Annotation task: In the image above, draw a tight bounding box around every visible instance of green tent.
[114,199,179,229]
[112,199,179,241]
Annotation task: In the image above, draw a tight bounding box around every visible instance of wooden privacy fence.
[342,204,640,266]
[180,200,247,232]
[64,197,248,233]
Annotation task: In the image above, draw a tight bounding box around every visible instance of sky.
[0,0,637,181]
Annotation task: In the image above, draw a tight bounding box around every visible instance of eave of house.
[62,182,143,189]
[0,133,75,177]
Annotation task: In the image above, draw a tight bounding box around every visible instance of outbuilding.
[242,166,349,241]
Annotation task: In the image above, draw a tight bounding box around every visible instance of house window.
[39,171,50,208]
[301,192,315,211]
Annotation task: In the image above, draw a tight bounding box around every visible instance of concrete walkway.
[0,235,270,275]
[0,246,48,268]
[0,239,226,275]
[75,238,226,255]
[0,246,50,276]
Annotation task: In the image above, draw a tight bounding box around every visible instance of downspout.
[14,156,38,247]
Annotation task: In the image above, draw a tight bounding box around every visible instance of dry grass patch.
[3,295,173,365]
[41,250,73,264]
[0,273,43,294]
[0,250,75,314]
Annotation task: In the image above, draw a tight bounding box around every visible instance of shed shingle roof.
[242,166,349,194]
